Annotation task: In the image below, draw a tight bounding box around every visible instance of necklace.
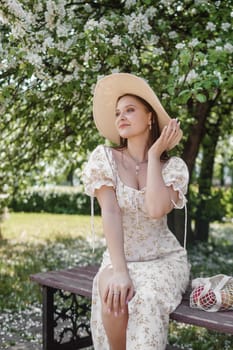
[126,149,148,176]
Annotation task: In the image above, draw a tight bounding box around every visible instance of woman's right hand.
[103,270,135,316]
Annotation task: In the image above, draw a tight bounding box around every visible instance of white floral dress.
[82,145,190,350]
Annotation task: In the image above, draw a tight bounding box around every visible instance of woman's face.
[115,95,151,140]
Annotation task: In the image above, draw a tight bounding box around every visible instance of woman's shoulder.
[163,156,188,169]
[162,156,189,177]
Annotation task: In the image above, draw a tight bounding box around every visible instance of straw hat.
[93,73,182,148]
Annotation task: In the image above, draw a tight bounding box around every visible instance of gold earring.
[149,121,152,130]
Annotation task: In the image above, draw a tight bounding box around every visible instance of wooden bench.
[31,265,233,350]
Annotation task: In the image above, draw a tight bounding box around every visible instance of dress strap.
[91,196,96,252]
[183,203,188,250]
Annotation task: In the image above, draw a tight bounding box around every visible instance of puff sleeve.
[162,156,189,209]
[82,145,115,197]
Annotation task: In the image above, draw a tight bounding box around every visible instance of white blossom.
[186,69,198,83]
[2,184,9,192]
[153,47,164,56]
[11,22,26,38]
[207,39,216,48]
[64,75,74,83]
[160,0,175,6]
[176,5,183,12]
[170,60,179,74]
[57,23,71,37]
[200,58,208,66]
[131,53,139,66]
[111,68,120,74]
[0,10,8,24]
[84,19,98,31]
[45,0,57,30]
[83,50,90,65]
[162,93,169,100]
[5,0,31,23]
[172,59,179,67]
[0,193,9,199]
[224,43,233,53]
[188,38,200,47]
[125,0,137,9]
[84,3,92,13]
[25,52,43,67]
[56,38,74,52]
[179,69,198,84]
[215,46,223,51]
[57,1,66,18]
[145,6,157,19]
[206,22,216,31]
[194,0,208,4]
[126,12,152,35]
[73,67,80,80]
[213,70,223,84]
[98,18,111,31]
[42,37,54,51]
[111,35,122,47]
[221,22,231,31]
[145,34,159,46]
[168,31,178,39]
[175,43,185,49]
[191,8,197,15]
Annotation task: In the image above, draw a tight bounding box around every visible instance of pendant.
[135,164,140,176]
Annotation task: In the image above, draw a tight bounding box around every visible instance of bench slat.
[31,265,233,335]
[31,266,98,297]
[171,299,233,334]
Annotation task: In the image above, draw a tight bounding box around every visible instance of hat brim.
[93,73,182,149]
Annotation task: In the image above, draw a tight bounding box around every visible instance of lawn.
[0,213,233,349]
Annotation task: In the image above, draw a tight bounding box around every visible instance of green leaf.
[196,94,207,103]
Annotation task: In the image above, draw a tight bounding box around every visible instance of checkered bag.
[190,274,233,312]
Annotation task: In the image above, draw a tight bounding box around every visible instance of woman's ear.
[148,112,152,129]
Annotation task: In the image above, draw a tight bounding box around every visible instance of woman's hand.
[149,118,180,158]
[103,270,135,316]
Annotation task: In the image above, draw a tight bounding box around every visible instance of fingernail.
[114,312,118,317]
[108,308,111,314]
[121,309,124,314]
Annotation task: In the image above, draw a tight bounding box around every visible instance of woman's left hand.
[149,118,180,157]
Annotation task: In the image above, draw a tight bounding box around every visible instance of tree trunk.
[195,116,222,241]
[170,94,221,245]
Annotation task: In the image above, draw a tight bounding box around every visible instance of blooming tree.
[0,0,232,240]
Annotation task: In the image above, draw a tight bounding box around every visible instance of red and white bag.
[190,274,233,312]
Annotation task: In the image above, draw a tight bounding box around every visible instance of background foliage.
[0,1,232,241]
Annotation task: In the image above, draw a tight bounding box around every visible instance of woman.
[82,73,190,350]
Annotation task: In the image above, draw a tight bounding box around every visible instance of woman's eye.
[127,108,134,113]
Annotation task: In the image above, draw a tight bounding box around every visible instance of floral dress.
[82,145,190,350]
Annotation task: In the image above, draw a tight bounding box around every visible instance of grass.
[1,212,102,242]
[0,213,233,349]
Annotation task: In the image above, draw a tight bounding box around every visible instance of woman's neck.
[126,140,148,163]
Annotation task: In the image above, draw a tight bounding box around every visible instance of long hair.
[117,94,169,161]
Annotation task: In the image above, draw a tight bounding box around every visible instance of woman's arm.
[96,185,135,312]
[145,119,180,218]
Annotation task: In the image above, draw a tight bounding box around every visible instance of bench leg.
[41,286,93,349]
[42,286,56,350]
